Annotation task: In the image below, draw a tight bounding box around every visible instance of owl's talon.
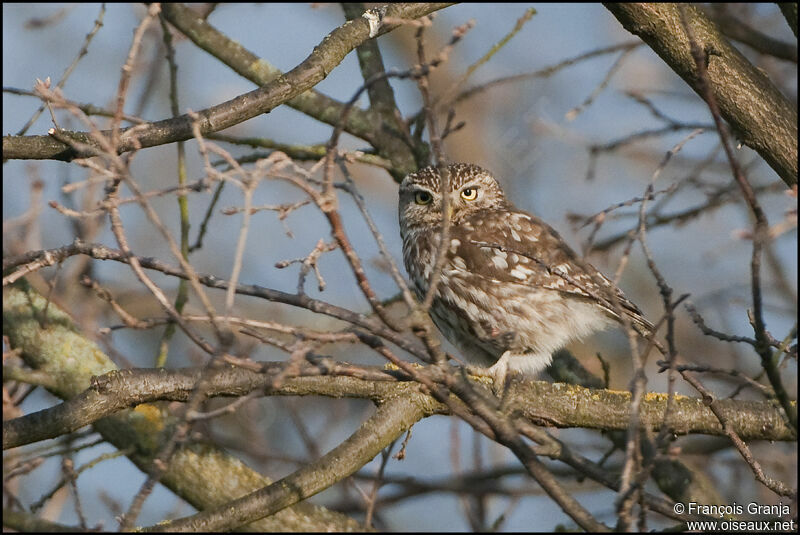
[465,364,509,394]
[465,364,492,378]
[383,362,425,372]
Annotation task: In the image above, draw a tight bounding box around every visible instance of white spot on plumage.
[520,265,534,275]
[491,254,508,270]
[509,268,527,280]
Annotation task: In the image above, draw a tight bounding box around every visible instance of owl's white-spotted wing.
[449,209,652,332]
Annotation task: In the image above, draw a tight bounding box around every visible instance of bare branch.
[605,3,798,185]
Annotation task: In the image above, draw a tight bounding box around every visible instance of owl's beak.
[446,204,453,221]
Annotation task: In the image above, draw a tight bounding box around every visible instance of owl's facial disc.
[399,163,510,234]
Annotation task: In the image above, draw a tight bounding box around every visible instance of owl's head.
[399,163,509,232]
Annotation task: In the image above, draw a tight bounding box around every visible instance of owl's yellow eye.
[414,191,433,205]
[461,187,478,201]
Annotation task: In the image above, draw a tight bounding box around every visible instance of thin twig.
[16,4,106,136]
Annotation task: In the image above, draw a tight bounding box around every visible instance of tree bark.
[605,3,798,186]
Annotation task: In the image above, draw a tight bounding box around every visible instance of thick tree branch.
[549,350,725,510]
[160,3,373,140]
[6,278,792,529]
[5,361,794,451]
[2,2,450,176]
[604,3,798,186]
[2,282,364,532]
[145,393,430,531]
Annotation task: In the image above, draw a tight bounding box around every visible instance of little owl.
[399,163,653,385]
